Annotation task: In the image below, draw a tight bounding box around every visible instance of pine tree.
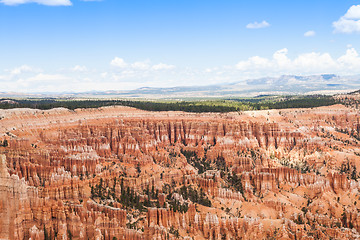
[351,166,357,181]
[44,226,50,240]
[341,210,347,228]
[151,185,155,198]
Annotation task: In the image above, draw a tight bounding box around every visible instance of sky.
[0,0,360,92]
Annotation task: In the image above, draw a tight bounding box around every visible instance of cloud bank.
[235,48,360,75]
[1,48,360,93]
[333,5,360,33]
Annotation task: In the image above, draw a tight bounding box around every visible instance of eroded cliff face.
[0,105,359,239]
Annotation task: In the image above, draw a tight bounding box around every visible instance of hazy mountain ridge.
[1,74,359,99]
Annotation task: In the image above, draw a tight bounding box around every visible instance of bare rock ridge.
[0,105,359,239]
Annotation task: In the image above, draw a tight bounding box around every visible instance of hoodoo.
[0,105,359,239]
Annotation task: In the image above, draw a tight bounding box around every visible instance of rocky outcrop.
[0,105,359,239]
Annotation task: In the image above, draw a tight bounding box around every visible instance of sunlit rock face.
[0,104,359,239]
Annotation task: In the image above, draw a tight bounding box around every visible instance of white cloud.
[2,50,360,93]
[9,73,70,92]
[235,48,360,75]
[293,52,336,71]
[304,30,316,37]
[8,65,39,75]
[110,57,128,68]
[110,57,175,72]
[0,0,105,5]
[343,5,360,19]
[337,48,360,70]
[236,56,270,70]
[0,65,41,82]
[0,0,72,6]
[131,61,150,70]
[25,73,69,83]
[151,63,175,70]
[71,65,88,72]
[101,72,108,78]
[333,5,360,33]
[246,20,270,29]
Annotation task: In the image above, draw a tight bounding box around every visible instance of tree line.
[0,95,339,113]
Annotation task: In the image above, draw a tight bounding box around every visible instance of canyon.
[0,103,359,239]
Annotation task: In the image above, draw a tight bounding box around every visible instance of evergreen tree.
[44,226,50,240]
[351,166,357,181]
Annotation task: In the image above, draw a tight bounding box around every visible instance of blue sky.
[0,0,360,92]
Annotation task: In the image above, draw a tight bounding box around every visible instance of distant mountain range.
[1,74,360,99]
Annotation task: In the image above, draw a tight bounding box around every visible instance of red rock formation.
[0,105,359,239]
